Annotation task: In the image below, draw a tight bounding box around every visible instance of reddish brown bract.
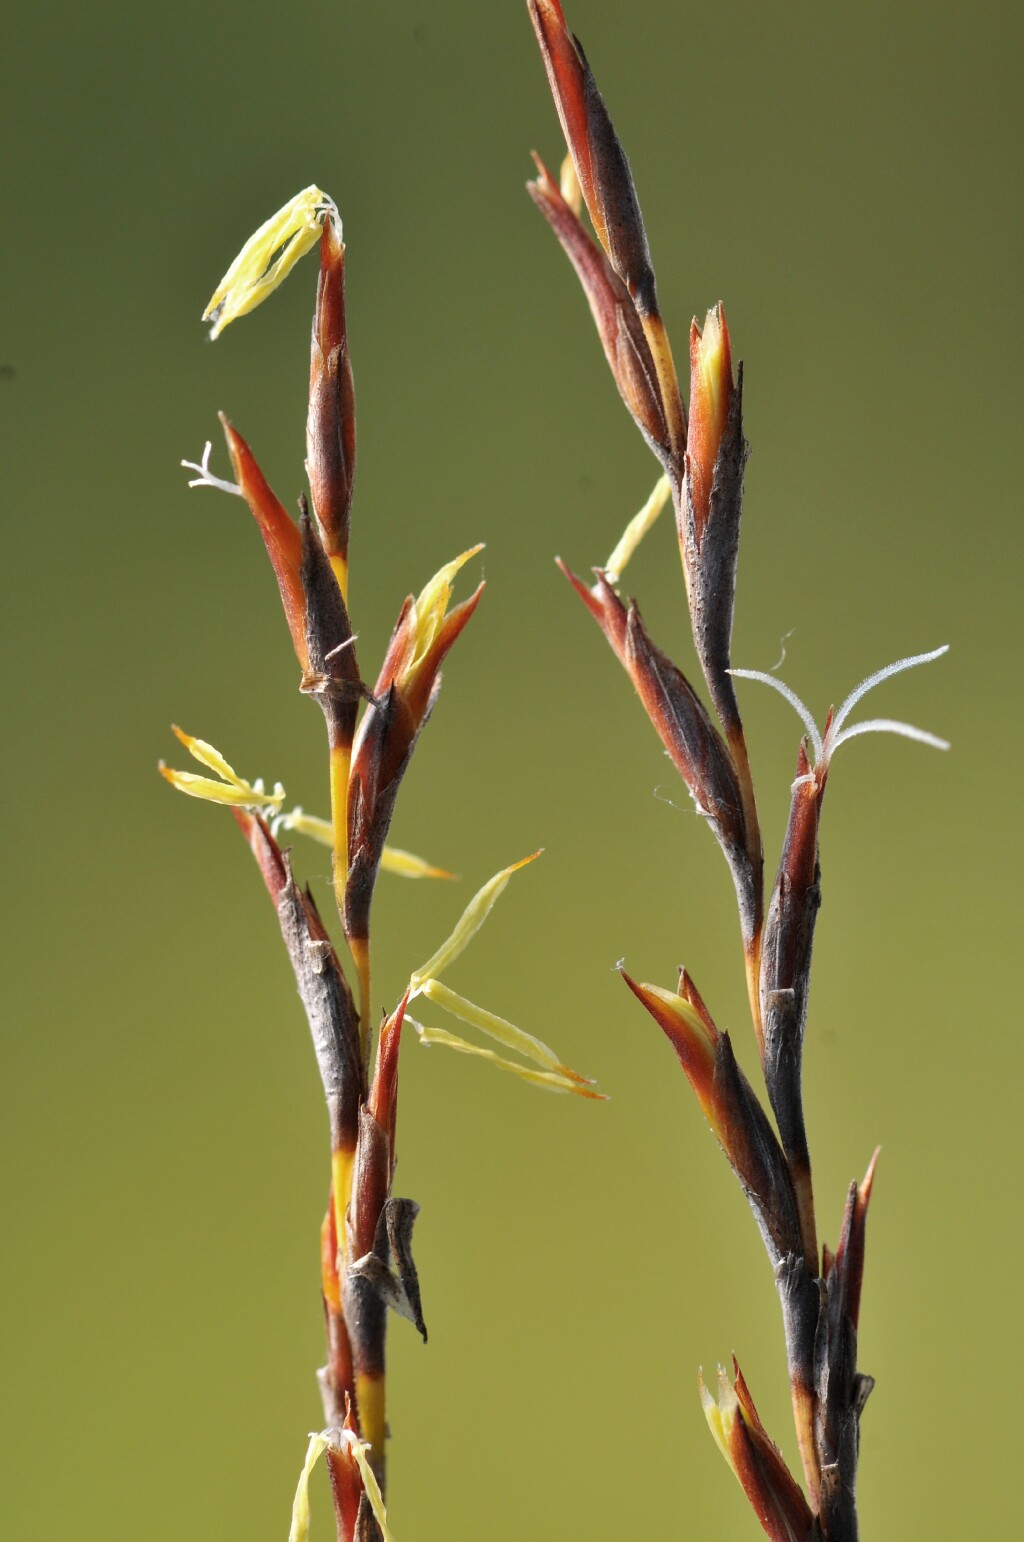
[307,218,356,581]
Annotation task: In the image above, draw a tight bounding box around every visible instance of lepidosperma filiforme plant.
[162,189,601,1541]
[526,3,947,1536]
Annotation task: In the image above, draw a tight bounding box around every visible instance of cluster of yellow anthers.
[161,728,601,1099]
[160,728,452,881]
[158,743,601,1097]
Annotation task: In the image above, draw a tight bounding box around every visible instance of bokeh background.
[3,1,1020,1536]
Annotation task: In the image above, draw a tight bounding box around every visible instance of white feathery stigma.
[181,440,242,496]
[729,645,950,772]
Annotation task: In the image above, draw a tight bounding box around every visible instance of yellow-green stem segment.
[792,1378,821,1511]
[357,1371,387,1480]
[331,554,349,609]
[331,1147,355,1265]
[329,741,350,915]
[349,935,372,1073]
[640,312,686,466]
[728,723,765,1056]
[792,1165,819,1274]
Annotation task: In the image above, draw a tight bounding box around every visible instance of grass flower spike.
[527,0,686,459]
[165,187,602,1540]
[527,6,947,1537]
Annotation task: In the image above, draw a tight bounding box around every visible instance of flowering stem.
[171,172,606,1542]
[523,5,948,1536]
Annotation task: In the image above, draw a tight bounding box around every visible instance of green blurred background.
[3,1,1020,1535]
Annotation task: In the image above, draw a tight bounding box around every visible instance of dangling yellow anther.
[203,185,337,340]
[159,727,285,811]
[604,475,672,583]
[409,852,540,990]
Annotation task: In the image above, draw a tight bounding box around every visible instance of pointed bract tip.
[686,302,735,538]
[510,848,543,872]
[556,557,604,617]
[861,1145,881,1201]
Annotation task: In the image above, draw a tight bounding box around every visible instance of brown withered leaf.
[350,1197,427,1343]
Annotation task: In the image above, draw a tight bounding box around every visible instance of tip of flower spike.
[526,149,560,203]
[692,305,732,407]
[699,1360,816,1540]
[339,1428,395,1541]
[552,1061,599,1087]
[621,971,721,1128]
[203,185,339,339]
